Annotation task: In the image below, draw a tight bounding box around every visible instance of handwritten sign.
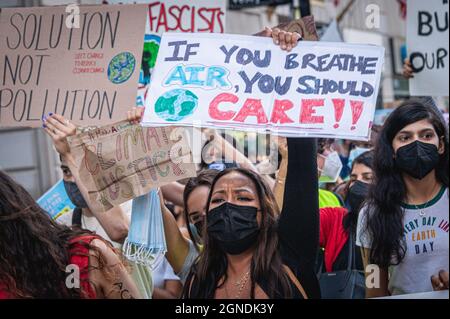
[68,121,196,211]
[37,179,75,221]
[104,0,226,106]
[0,4,147,127]
[142,33,385,140]
[407,0,449,96]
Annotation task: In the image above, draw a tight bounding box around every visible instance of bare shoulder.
[89,238,122,267]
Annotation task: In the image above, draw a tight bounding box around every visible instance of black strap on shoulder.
[72,207,82,227]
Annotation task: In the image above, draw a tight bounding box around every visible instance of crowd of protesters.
[0,25,448,300]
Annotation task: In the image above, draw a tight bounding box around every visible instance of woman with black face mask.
[318,151,375,275]
[182,135,320,298]
[357,100,449,298]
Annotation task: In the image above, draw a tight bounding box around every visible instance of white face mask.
[348,147,371,170]
[318,151,343,183]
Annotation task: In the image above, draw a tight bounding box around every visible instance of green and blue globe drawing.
[155,89,198,122]
[108,52,136,84]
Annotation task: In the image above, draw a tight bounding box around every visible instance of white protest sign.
[407,0,449,96]
[142,33,384,140]
[104,0,226,106]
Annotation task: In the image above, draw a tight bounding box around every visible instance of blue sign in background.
[37,180,75,220]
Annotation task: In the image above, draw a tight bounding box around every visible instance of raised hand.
[403,58,414,79]
[263,26,302,52]
[278,136,288,159]
[42,113,77,156]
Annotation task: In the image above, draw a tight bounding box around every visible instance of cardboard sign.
[407,0,449,96]
[68,120,196,211]
[104,0,226,106]
[37,179,75,221]
[0,4,147,127]
[142,33,385,140]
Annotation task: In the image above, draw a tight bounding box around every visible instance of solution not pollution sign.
[0,4,147,127]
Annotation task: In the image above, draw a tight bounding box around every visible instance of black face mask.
[347,181,370,213]
[63,181,88,209]
[395,141,440,180]
[207,202,260,255]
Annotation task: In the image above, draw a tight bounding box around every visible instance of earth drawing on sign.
[108,52,136,84]
[155,89,199,122]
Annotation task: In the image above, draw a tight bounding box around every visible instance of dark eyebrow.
[398,127,435,135]
[419,128,435,134]
[212,188,254,195]
[234,188,254,193]
[212,189,226,196]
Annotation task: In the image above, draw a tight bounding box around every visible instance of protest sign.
[104,0,226,106]
[0,4,147,127]
[142,33,385,140]
[37,179,75,221]
[68,120,196,211]
[407,0,449,96]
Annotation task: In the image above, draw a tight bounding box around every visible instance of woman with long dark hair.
[182,134,320,299]
[357,100,449,297]
[0,171,141,299]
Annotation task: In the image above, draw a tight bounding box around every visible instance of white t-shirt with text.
[357,187,449,295]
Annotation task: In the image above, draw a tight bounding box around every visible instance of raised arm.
[273,137,288,211]
[278,138,319,268]
[43,114,129,243]
[158,191,191,274]
[161,182,185,207]
[204,129,276,189]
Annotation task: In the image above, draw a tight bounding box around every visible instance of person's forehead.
[352,163,372,174]
[399,119,435,133]
[214,172,255,189]
[188,185,210,202]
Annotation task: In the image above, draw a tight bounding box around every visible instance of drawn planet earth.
[155,89,198,122]
[108,52,136,84]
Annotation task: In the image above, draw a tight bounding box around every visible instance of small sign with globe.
[155,89,199,122]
